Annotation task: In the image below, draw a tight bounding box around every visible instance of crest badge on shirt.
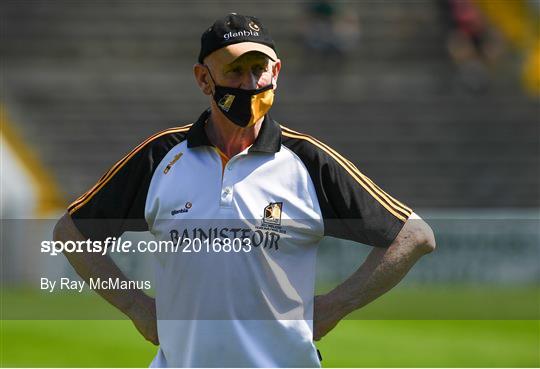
[263,202,282,225]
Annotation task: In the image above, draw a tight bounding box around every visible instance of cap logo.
[218,94,235,112]
[223,29,259,40]
[248,21,260,31]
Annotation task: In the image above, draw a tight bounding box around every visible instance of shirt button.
[223,187,231,195]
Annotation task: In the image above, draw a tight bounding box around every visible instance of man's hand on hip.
[126,294,159,345]
[313,294,344,341]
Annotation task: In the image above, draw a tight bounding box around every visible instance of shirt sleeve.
[282,130,412,247]
[67,129,187,241]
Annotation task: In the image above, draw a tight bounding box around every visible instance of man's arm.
[53,212,159,345]
[313,215,436,341]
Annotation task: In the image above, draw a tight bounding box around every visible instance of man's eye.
[253,65,266,74]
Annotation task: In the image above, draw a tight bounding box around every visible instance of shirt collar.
[186,109,282,154]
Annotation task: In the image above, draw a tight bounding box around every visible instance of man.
[54,13,435,367]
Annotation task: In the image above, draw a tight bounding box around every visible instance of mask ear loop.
[204,65,217,95]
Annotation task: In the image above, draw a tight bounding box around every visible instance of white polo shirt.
[69,109,412,367]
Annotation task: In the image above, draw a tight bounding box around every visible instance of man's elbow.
[53,213,67,241]
[53,212,78,243]
[413,220,436,255]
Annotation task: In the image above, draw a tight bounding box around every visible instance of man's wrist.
[320,290,355,321]
[121,289,147,318]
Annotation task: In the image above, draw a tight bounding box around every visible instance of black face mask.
[206,67,275,127]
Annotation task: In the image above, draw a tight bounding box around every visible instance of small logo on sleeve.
[263,202,282,225]
[164,152,183,174]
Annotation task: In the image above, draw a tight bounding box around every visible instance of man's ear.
[271,59,282,90]
[193,63,213,96]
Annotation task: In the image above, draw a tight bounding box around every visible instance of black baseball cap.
[198,13,277,64]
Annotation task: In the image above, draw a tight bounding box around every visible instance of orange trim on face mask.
[248,88,274,127]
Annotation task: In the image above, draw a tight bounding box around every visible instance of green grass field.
[1,287,539,367]
[2,320,538,367]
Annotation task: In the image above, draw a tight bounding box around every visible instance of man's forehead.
[227,51,269,66]
[205,48,270,69]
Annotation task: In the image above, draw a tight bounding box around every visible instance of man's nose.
[242,72,259,90]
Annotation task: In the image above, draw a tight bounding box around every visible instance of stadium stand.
[1,0,538,209]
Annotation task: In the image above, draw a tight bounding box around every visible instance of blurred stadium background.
[1,0,539,367]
